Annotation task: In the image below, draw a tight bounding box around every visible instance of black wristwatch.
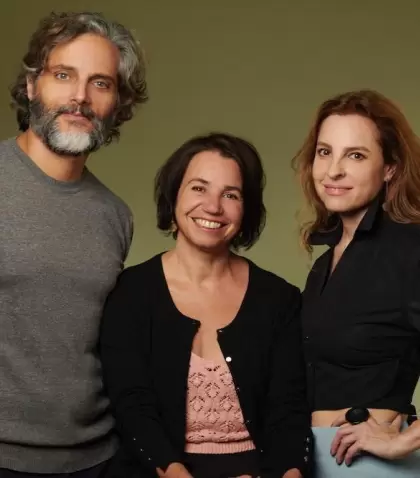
[345,407,370,425]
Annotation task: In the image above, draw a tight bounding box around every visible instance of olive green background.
[1,1,419,407]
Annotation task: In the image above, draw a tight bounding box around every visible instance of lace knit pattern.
[185,352,255,454]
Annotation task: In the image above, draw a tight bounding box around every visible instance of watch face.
[345,407,370,424]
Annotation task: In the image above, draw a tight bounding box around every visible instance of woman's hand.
[157,462,193,478]
[282,468,302,478]
[330,415,403,465]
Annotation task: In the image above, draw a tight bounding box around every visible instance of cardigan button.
[225,356,232,362]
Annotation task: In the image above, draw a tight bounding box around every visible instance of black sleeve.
[99,268,181,473]
[406,260,420,335]
[260,287,313,477]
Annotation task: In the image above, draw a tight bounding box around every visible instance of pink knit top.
[185,352,256,454]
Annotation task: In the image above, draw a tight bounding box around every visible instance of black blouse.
[301,193,420,414]
[99,253,312,477]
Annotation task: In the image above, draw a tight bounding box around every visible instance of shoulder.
[103,254,164,320]
[0,137,22,165]
[247,259,301,310]
[243,260,301,337]
[84,171,134,254]
[101,255,165,339]
[118,253,164,286]
[84,170,132,220]
[0,137,15,153]
[380,217,420,263]
[384,217,420,243]
[110,254,166,305]
[249,259,299,292]
[304,248,330,282]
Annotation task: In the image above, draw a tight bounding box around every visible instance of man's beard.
[29,98,115,157]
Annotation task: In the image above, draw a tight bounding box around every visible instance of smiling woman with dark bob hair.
[154,132,266,250]
[99,132,312,478]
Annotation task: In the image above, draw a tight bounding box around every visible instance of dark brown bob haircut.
[154,132,266,250]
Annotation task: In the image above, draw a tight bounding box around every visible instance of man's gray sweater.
[0,138,132,472]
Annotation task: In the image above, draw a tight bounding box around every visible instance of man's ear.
[26,76,35,101]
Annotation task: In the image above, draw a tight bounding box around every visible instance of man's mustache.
[54,104,96,121]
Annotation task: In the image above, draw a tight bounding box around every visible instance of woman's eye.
[349,152,366,160]
[224,193,239,200]
[317,148,330,156]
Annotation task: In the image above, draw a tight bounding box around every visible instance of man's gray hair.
[10,11,148,143]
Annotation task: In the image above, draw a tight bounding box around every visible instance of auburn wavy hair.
[292,89,420,252]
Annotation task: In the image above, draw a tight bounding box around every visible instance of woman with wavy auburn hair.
[293,89,420,477]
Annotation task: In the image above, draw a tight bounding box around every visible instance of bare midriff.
[312,408,406,427]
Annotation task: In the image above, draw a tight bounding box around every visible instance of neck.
[339,207,368,244]
[16,129,88,182]
[169,236,234,285]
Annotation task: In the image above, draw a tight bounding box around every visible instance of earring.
[383,180,389,211]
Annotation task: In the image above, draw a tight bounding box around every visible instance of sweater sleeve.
[260,286,313,477]
[99,267,181,473]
